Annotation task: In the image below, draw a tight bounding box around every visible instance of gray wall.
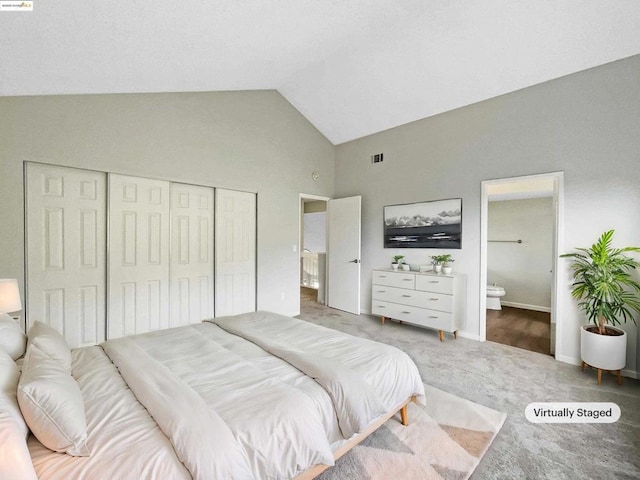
[488,198,554,310]
[0,90,335,318]
[303,213,327,253]
[335,55,640,376]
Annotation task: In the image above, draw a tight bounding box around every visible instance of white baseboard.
[457,331,482,341]
[501,301,551,313]
[555,354,638,379]
[555,354,581,366]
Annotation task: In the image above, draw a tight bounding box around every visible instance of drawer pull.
[377,290,387,293]
[429,280,440,284]
[402,294,411,298]
[377,305,386,309]
[379,275,387,278]
[429,315,439,319]
[429,298,439,301]
[402,311,411,314]
[403,279,413,281]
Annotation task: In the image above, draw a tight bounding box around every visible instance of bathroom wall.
[487,197,554,311]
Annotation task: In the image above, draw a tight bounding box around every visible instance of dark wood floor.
[487,306,551,355]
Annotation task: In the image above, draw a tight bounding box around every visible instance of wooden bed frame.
[293,395,417,480]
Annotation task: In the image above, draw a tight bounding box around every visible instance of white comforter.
[28,346,191,479]
[29,311,425,480]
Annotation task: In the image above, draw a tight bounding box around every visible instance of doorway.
[298,194,362,316]
[480,172,564,357]
[299,195,329,309]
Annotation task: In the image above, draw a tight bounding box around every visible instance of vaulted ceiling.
[2,1,639,144]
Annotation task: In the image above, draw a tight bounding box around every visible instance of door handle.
[349,259,360,263]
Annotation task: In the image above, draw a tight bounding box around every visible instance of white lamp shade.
[0,279,22,313]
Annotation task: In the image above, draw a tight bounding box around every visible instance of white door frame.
[479,172,565,356]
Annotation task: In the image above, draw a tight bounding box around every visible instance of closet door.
[215,189,256,316]
[170,183,214,326]
[25,163,107,348]
[108,174,170,339]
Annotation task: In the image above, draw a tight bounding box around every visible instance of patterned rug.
[317,384,507,480]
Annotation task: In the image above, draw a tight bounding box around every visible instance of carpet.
[317,384,507,480]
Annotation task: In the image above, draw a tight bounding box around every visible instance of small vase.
[402,264,410,271]
[442,266,452,274]
[392,263,399,270]
[434,264,442,273]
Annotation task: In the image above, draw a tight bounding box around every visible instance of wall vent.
[370,153,384,164]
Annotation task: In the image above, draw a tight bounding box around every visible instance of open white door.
[327,196,361,314]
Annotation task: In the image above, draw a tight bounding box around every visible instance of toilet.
[486,284,506,310]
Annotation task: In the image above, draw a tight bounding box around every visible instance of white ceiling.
[2,1,639,144]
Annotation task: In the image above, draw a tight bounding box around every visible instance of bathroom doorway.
[480,172,564,357]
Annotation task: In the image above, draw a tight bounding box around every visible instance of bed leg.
[400,405,408,426]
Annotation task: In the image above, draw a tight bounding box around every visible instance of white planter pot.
[391,263,399,270]
[401,264,410,271]
[580,324,627,371]
[434,265,442,273]
[442,266,452,274]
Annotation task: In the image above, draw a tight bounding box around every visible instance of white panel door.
[215,189,256,316]
[26,163,107,348]
[170,183,214,326]
[108,174,170,339]
[327,196,361,314]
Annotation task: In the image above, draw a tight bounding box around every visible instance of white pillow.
[0,408,38,480]
[0,313,26,360]
[17,343,89,456]
[0,350,29,440]
[27,321,72,372]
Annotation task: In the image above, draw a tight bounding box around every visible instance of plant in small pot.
[561,230,640,385]
[441,254,454,274]
[431,254,452,274]
[391,255,405,270]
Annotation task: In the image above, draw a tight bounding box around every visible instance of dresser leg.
[381,316,386,325]
[438,330,444,342]
[454,330,458,339]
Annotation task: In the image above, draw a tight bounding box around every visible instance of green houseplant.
[391,255,405,270]
[431,254,454,273]
[561,230,640,383]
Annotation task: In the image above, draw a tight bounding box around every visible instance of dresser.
[371,269,466,341]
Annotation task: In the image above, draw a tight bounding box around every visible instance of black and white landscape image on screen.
[384,198,462,249]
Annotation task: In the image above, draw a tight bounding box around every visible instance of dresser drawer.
[371,300,454,331]
[371,300,423,323]
[372,270,415,289]
[371,285,453,312]
[415,275,454,294]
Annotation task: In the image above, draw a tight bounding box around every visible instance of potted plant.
[391,255,405,270]
[431,254,453,274]
[561,230,640,384]
[441,254,455,274]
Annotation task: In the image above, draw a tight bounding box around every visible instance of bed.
[1,311,425,480]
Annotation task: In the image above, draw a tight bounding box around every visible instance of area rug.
[317,384,507,480]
